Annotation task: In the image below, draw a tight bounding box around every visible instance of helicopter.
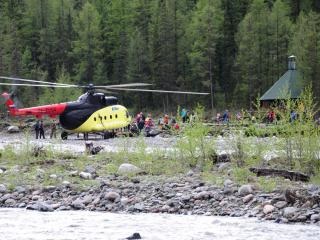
[0,76,209,139]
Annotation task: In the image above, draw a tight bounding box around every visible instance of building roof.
[260,69,303,101]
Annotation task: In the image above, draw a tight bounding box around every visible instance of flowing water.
[1,208,319,240]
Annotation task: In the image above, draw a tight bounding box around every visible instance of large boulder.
[118,163,142,175]
[7,126,19,133]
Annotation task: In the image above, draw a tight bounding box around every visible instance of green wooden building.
[260,55,304,106]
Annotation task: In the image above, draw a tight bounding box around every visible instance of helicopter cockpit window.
[77,93,88,102]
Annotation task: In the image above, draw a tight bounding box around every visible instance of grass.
[0,93,319,191]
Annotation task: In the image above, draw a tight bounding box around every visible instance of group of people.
[132,111,180,134]
[34,120,57,139]
[215,110,231,123]
[134,112,154,133]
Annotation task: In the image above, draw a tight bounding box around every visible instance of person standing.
[50,120,57,139]
[39,120,45,139]
[34,120,40,139]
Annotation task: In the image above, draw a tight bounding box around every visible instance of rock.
[26,204,39,211]
[194,191,210,200]
[82,195,93,205]
[105,192,120,202]
[18,203,26,208]
[79,171,92,179]
[0,169,3,174]
[49,174,57,179]
[187,170,194,176]
[69,170,78,177]
[43,186,56,192]
[118,163,142,175]
[283,207,298,219]
[126,233,142,239]
[14,186,26,193]
[5,198,16,207]
[120,197,129,206]
[133,203,145,212]
[37,201,54,212]
[263,204,275,215]
[0,184,6,193]
[274,201,287,209]
[1,193,13,202]
[62,181,71,186]
[243,194,254,203]
[7,125,19,133]
[311,214,320,222]
[84,165,98,178]
[71,199,85,209]
[224,179,233,187]
[238,184,253,196]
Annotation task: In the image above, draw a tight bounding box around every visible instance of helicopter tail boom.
[1,92,67,118]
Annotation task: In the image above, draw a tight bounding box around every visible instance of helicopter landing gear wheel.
[61,131,68,140]
[103,132,112,139]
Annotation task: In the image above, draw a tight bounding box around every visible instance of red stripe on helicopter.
[11,103,68,119]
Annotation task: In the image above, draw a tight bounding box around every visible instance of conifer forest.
[0,0,319,111]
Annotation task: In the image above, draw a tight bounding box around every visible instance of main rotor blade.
[0,76,76,87]
[0,83,72,88]
[95,83,152,88]
[105,87,210,95]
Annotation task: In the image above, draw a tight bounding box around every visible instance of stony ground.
[0,167,320,225]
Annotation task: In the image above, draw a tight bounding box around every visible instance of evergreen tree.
[188,0,223,109]
[269,0,293,81]
[53,0,75,75]
[73,2,101,84]
[290,11,320,101]
[217,0,251,105]
[235,0,270,107]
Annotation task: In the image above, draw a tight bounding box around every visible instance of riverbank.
[0,131,319,225]
[0,170,320,225]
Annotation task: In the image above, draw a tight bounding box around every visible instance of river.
[0,209,319,240]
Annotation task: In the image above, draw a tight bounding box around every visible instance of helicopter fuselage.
[1,92,131,133]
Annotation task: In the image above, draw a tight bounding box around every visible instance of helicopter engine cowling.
[105,96,118,105]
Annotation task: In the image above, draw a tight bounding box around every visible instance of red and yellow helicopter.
[0,76,208,139]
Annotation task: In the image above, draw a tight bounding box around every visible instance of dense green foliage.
[0,0,319,111]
